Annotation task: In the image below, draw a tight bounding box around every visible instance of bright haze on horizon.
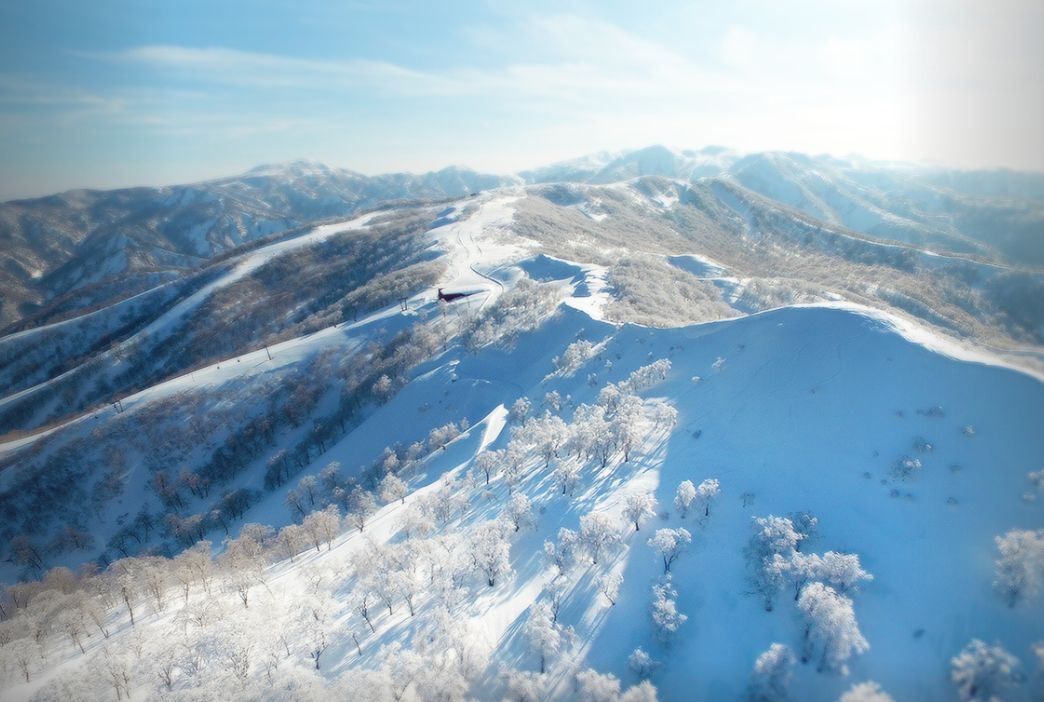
[0,0,1042,200]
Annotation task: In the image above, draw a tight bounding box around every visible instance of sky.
[0,0,1042,200]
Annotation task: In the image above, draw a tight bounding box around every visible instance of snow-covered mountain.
[0,152,1042,701]
[0,163,518,330]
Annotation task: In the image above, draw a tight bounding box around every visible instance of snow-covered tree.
[694,478,721,519]
[504,668,546,702]
[748,643,795,702]
[839,681,895,702]
[628,648,660,679]
[398,503,436,541]
[525,601,563,674]
[545,528,581,573]
[379,473,409,505]
[470,521,512,586]
[748,515,805,611]
[613,395,645,462]
[509,396,532,423]
[647,528,692,574]
[277,523,307,562]
[502,493,535,532]
[624,493,658,531]
[651,576,687,642]
[785,551,873,600]
[553,462,582,497]
[797,582,869,674]
[580,512,621,564]
[674,480,697,519]
[528,413,570,468]
[951,639,1023,701]
[345,487,378,533]
[553,339,596,377]
[600,572,623,606]
[993,528,1044,607]
[576,668,659,702]
[474,450,501,486]
[302,505,341,551]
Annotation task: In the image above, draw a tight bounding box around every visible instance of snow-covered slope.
[2,225,1042,700]
[1,150,1043,702]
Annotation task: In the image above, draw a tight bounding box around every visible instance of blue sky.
[1,0,1041,199]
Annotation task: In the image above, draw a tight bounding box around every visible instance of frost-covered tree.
[600,572,623,606]
[470,521,512,586]
[345,487,378,532]
[624,493,658,531]
[951,639,1023,701]
[695,478,721,519]
[651,576,687,642]
[613,395,645,462]
[748,643,795,702]
[379,473,408,505]
[553,462,582,497]
[474,449,501,486]
[839,681,895,702]
[277,523,307,562]
[576,668,659,702]
[302,505,341,551]
[502,444,528,494]
[510,397,532,423]
[545,528,581,574]
[797,582,869,674]
[502,493,535,532]
[504,668,546,702]
[525,601,563,673]
[553,339,596,377]
[674,480,697,519]
[580,512,621,564]
[629,648,660,679]
[398,503,436,541]
[785,551,873,601]
[748,515,805,611]
[993,528,1044,607]
[647,528,692,574]
[528,413,570,468]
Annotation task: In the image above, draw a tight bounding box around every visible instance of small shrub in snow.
[838,681,895,702]
[747,643,794,702]
[951,639,1022,701]
[993,528,1044,607]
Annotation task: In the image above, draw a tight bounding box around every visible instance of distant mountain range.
[1,146,1042,334]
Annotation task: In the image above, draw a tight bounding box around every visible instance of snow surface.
[3,184,1043,701]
